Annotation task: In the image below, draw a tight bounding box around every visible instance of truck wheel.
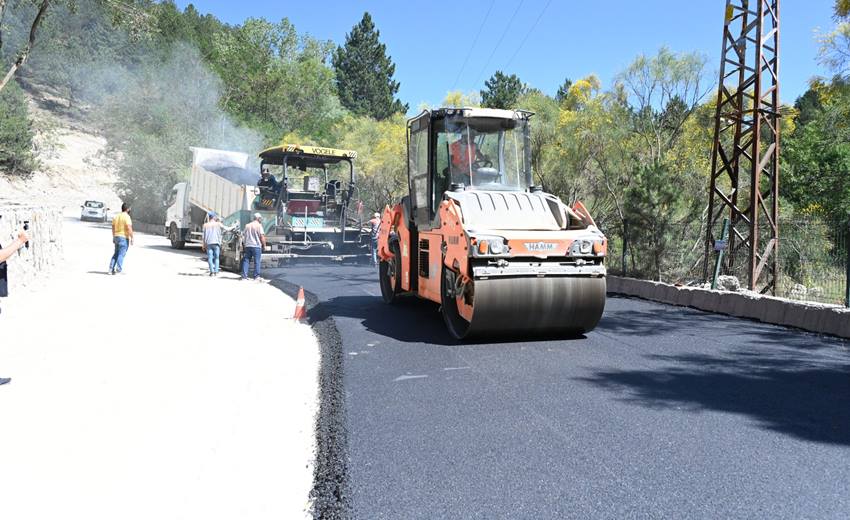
[169,223,185,250]
[379,241,401,303]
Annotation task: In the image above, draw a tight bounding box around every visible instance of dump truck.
[377,108,607,339]
[218,144,369,269]
[165,147,257,249]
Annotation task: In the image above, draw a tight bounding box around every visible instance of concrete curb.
[607,275,850,340]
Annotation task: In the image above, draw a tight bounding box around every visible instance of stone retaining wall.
[0,201,64,294]
[607,276,850,339]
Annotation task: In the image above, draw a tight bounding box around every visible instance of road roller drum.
[441,275,607,339]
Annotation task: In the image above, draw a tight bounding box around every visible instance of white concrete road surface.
[0,215,319,519]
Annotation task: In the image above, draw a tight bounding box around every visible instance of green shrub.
[0,81,36,176]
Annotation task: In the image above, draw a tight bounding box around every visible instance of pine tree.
[480,71,524,109]
[555,77,573,102]
[333,12,407,120]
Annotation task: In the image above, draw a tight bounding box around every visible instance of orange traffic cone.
[292,287,307,320]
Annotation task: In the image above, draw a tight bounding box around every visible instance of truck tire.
[169,223,185,250]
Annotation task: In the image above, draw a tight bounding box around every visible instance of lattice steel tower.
[704,0,780,293]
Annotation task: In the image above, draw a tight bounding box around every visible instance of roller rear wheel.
[379,241,401,303]
[441,267,472,339]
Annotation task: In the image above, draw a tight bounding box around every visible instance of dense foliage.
[0,80,36,176]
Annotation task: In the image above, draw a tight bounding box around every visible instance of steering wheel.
[472,154,493,169]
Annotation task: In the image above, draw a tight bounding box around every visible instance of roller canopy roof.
[411,107,534,122]
[259,144,358,167]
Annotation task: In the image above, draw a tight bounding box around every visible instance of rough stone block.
[651,282,671,303]
[656,284,679,305]
[638,280,660,301]
[757,296,788,325]
[692,289,721,313]
[838,310,850,339]
[606,275,622,294]
[781,302,811,330]
[618,277,637,295]
[732,292,762,320]
[819,309,846,337]
[801,307,830,334]
[676,287,696,307]
[721,292,745,318]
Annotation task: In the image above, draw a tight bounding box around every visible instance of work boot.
[0,377,11,385]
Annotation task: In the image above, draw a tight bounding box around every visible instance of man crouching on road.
[241,213,266,281]
[109,203,133,275]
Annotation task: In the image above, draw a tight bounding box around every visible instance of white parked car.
[80,200,108,222]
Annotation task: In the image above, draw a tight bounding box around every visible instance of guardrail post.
[711,218,730,290]
[845,220,849,308]
[622,219,629,277]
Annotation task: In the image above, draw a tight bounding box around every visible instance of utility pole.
[704,0,781,294]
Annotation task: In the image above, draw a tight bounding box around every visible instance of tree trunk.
[0,0,50,94]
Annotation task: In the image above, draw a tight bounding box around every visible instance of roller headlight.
[473,236,508,256]
[570,239,594,256]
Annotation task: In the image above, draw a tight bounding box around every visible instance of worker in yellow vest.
[109,203,134,275]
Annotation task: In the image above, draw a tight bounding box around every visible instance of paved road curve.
[269,264,850,519]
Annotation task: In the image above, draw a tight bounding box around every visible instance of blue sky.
[176,0,837,111]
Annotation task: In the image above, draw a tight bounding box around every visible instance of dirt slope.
[0,84,121,211]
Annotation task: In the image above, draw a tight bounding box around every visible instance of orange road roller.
[377,107,607,339]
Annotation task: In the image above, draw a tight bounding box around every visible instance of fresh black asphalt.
[267,264,850,519]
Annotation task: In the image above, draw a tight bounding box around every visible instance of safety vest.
[450,140,475,170]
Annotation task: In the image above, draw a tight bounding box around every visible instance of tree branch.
[0,0,51,94]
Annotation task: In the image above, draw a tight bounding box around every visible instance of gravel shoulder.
[0,215,319,519]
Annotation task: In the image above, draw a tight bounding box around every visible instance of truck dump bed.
[188,147,257,218]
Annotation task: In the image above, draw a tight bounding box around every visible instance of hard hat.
[208,211,216,218]
[254,212,263,220]
[373,212,380,218]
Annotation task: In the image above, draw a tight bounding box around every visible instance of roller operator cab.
[377,107,607,339]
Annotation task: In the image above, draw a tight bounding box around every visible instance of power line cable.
[503,0,553,70]
[451,0,496,91]
[473,0,526,87]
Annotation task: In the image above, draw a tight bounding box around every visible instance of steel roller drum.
[459,276,606,338]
